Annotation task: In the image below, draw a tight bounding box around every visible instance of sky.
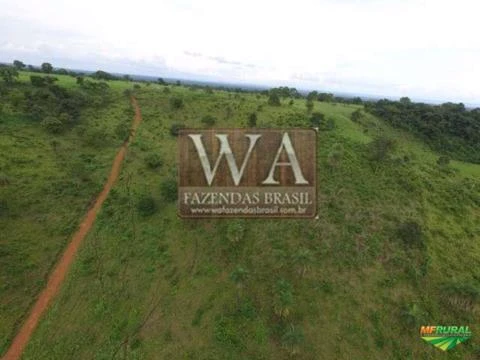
[1,0,479,104]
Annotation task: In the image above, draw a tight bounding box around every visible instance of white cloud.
[0,0,479,103]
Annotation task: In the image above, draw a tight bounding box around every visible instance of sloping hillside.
[1,73,479,359]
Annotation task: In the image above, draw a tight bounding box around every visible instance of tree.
[306,99,314,112]
[268,92,281,106]
[170,97,184,109]
[157,77,165,85]
[248,112,257,127]
[76,76,84,85]
[92,70,116,80]
[306,91,318,101]
[13,60,25,69]
[318,92,334,102]
[41,62,53,73]
[0,66,19,84]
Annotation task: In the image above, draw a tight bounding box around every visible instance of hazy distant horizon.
[3,59,479,108]
[2,0,479,106]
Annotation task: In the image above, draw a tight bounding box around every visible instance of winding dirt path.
[2,96,143,360]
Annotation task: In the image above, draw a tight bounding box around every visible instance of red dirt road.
[2,97,143,360]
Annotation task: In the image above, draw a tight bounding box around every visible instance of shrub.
[137,195,157,216]
[160,178,177,202]
[281,324,305,355]
[0,199,7,216]
[309,112,325,127]
[115,121,131,141]
[0,174,10,186]
[396,220,424,248]
[145,153,163,169]
[170,97,184,109]
[42,116,64,133]
[169,123,185,136]
[351,109,364,122]
[327,143,344,167]
[368,136,396,162]
[306,99,314,112]
[248,113,257,127]
[201,114,216,127]
[437,155,451,167]
[133,84,141,89]
[268,92,281,106]
[30,75,46,87]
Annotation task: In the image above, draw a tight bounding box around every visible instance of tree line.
[364,98,480,164]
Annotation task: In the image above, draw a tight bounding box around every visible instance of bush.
[115,121,131,141]
[30,75,46,87]
[396,220,424,248]
[160,178,177,202]
[169,123,185,136]
[437,155,451,167]
[170,97,184,109]
[0,199,7,216]
[309,112,325,127]
[306,99,314,112]
[368,136,396,162]
[42,116,64,133]
[201,114,216,127]
[0,174,10,186]
[327,144,344,167]
[268,93,281,106]
[248,113,257,127]
[137,195,157,216]
[145,153,163,169]
[351,109,364,122]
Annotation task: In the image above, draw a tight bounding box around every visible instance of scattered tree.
[41,62,53,73]
[13,60,25,69]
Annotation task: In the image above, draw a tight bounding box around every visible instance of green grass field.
[1,72,479,359]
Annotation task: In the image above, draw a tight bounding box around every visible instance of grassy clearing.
[1,77,479,359]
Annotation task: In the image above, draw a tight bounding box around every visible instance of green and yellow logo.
[420,325,472,351]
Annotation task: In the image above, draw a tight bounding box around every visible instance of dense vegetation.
[0,62,479,359]
[364,98,480,164]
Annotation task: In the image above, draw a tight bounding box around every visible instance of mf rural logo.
[420,325,472,351]
[178,129,316,218]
